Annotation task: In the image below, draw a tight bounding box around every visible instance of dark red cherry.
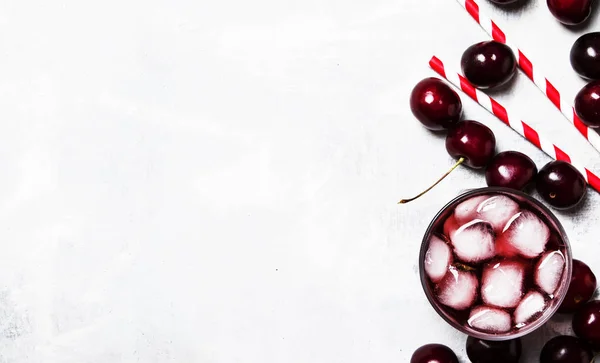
[575,81,600,128]
[446,121,496,168]
[466,337,521,363]
[485,151,537,190]
[560,259,597,313]
[410,78,463,131]
[547,0,593,25]
[573,300,600,349]
[410,344,459,363]
[535,160,586,210]
[571,33,600,80]
[540,335,593,363]
[461,41,517,89]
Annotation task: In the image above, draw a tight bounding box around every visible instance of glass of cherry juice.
[420,187,572,340]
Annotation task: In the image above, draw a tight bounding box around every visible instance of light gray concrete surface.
[0,0,599,362]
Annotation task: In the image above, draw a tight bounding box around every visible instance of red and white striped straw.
[454,0,600,154]
[429,55,600,193]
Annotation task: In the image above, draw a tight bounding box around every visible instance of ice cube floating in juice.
[423,193,568,335]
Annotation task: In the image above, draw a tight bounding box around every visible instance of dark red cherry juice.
[421,191,570,337]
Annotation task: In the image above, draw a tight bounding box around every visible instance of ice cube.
[425,235,453,283]
[497,210,550,259]
[514,291,546,326]
[535,251,565,295]
[481,260,525,308]
[435,267,478,311]
[443,215,459,240]
[450,219,495,263]
[455,195,488,225]
[468,306,512,333]
[476,195,520,233]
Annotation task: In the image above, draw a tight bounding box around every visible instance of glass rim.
[419,187,572,341]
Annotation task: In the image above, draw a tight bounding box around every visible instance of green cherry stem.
[398,157,465,204]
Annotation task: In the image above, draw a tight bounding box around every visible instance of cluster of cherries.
[405,38,591,210]
[408,11,600,361]
[491,0,592,27]
[572,32,600,130]
[412,259,599,363]
[491,0,600,129]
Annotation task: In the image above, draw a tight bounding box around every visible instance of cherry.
[466,337,521,363]
[575,81,600,128]
[446,121,496,168]
[485,151,537,190]
[399,121,496,204]
[410,344,459,363]
[410,78,463,131]
[461,41,517,90]
[571,32,600,80]
[547,0,593,25]
[540,336,594,363]
[536,160,586,210]
[573,300,600,349]
[559,259,597,313]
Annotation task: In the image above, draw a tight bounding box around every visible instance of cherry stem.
[398,157,465,204]
[453,262,476,272]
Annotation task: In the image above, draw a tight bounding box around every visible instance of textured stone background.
[0,0,599,362]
